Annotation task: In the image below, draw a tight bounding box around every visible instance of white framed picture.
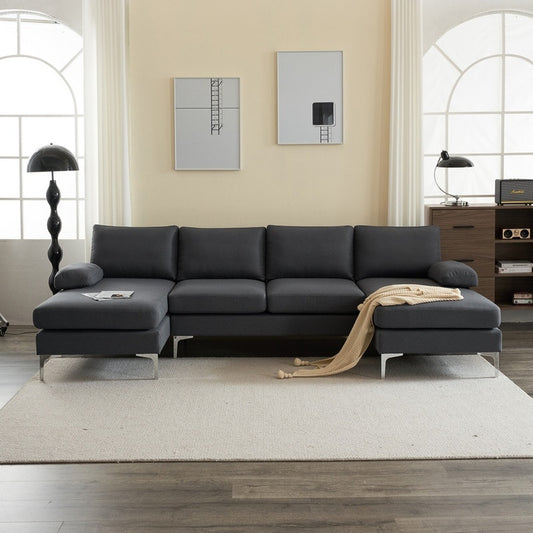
[174,77,240,170]
[277,51,343,145]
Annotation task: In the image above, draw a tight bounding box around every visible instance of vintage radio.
[502,228,531,239]
[495,179,533,204]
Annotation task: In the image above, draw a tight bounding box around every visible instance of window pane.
[21,117,76,157]
[20,19,82,71]
[77,159,85,198]
[448,114,501,154]
[423,47,460,112]
[54,173,78,199]
[0,18,17,56]
[0,57,74,115]
[424,155,442,198]
[433,167,477,199]
[506,13,533,59]
[505,114,533,153]
[22,199,77,239]
[505,57,533,112]
[62,52,83,108]
[450,57,501,112]
[0,158,20,197]
[437,14,502,71]
[0,117,19,156]
[505,155,533,178]
[78,200,85,239]
[423,114,445,155]
[22,162,77,199]
[471,155,501,182]
[56,199,77,239]
[22,200,49,238]
[77,117,84,157]
[21,158,46,198]
[0,200,21,238]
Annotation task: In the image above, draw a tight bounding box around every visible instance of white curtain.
[83,0,131,257]
[388,0,423,226]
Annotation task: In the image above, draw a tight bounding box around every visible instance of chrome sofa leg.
[173,336,193,358]
[480,352,500,377]
[39,355,52,382]
[136,353,159,379]
[381,353,404,379]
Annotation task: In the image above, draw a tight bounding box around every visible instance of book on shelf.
[496,266,532,273]
[496,260,533,273]
[83,291,134,301]
[513,291,533,305]
[513,298,533,305]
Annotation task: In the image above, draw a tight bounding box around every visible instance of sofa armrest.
[54,262,104,290]
[428,260,478,288]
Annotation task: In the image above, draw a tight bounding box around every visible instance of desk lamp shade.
[27,144,79,294]
[434,150,474,207]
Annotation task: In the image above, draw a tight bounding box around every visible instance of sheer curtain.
[83,0,131,256]
[388,0,424,226]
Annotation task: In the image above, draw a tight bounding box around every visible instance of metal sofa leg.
[173,336,193,358]
[136,353,159,379]
[480,352,500,377]
[39,355,52,382]
[381,353,404,379]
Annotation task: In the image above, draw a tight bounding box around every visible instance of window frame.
[0,10,84,240]
[423,11,533,205]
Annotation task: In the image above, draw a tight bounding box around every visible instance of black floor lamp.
[27,143,79,294]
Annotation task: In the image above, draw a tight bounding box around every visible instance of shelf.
[495,272,533,277]
[427,204,533,306]
[498,303,533,310]
[495,239,533,244]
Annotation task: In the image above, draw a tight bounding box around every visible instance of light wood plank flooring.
[0,325,532,532]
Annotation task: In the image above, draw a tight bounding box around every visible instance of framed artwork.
[277,51,343,145]
[174,77,240,170]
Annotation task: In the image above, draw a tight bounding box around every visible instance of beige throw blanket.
[277,284,463,379]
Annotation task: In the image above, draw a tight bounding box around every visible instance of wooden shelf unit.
[426,204,533,308]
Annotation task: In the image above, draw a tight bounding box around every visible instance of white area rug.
[1,354,532,463]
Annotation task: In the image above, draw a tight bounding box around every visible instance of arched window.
[0,10,83,239]
[423,11,533,204]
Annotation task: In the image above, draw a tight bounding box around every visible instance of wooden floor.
[0,325,532,533]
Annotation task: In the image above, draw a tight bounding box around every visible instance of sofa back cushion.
[354,225,441,280]
[266,225,354,280]
[91,224,179,280]
[177,227,266,280]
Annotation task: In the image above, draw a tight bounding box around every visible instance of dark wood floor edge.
[3,456,533,467]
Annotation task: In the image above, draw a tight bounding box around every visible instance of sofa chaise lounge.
[33,224,502,381]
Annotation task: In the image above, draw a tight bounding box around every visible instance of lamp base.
[443,200,469,207]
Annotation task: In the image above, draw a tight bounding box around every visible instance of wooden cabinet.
[426,205,533,309]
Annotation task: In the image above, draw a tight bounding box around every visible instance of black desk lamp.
[27,143,79,294]
[433,150,474,206]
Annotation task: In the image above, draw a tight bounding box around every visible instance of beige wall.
[128,0,391,228]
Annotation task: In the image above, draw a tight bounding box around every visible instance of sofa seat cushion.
[169,279,266,314]
[33,278,175,330]
[356,278,500,329]
[267,278,364,314]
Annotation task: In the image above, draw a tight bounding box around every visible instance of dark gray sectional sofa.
[33,224,502,381]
